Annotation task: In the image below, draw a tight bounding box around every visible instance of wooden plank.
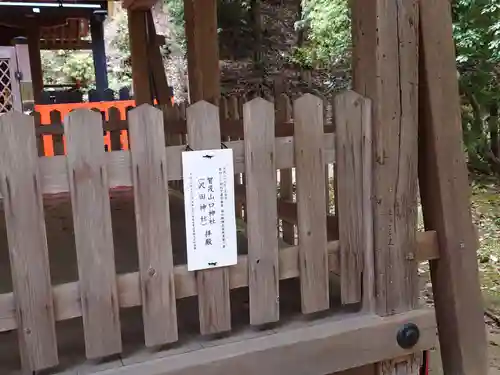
[129,104,178,346]
[27,25,44,103]
[361,95,375,312]
[243,98,279,325]
[419,0,488,373]
[335,91,369,305]
[351,0,420,373]
[81,309,436,375]
[0,112,58,372]
[0,134,335,199]
[35,116,336,139]
[277,93,294,245]
[146,10,171,105]
[293,94,329,313]
[0,231,439,333]
[128,10,153,105]
[64,109,122,358]
[184,0,220,103]
[186,101,231,334]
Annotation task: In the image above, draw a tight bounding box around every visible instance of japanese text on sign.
[182,149,237,271]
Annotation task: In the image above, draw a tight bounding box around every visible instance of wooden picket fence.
[0,92,438,374]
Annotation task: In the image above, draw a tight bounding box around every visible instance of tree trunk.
[490,103,499,158]
[296,0,304,47]
[250,0,263,70]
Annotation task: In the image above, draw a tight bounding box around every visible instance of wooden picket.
[186,101,232,335]
[0,112,58,372]
[294,94,330,314]
[129,104,178,346]
[64,109,122,358]
[243,98,280,325]
[335,91,368,305]
[0,93,442,374]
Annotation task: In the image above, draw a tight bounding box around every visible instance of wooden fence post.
[350,0,420,373]
[419,0,488,373]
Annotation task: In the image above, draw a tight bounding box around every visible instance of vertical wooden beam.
[26,25,43,104]
[419,0,488,374]
[146,10,172,105]
[90,13,109,93]
[186,101,231,335]
[128,9,153,105]
[184,0,220,104]
[351,0,420,373]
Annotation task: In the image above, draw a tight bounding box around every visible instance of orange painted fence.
[34,100,135,156]
[34,98,175,156]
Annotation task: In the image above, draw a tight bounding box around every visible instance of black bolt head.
[396,323,420,349]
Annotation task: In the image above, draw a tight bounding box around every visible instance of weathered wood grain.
[64,109,122,358]
[419,0,488,373]
[0,231,439,333]
[0,112,58,372]
[335,91,371,305]
[146,10,171,105]
[128,9,153,105]
[361,96,375,312]
[184,0,220,104]
[0,134,335,200]
[294,94,329,313]
[129,105,178,346]
[351,0,420,373]
[80,309,436,375]
[243,98,280,325]
[186,101,231,334]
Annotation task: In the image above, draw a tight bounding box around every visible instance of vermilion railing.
[34,100,136,156]
[35,97,174,156]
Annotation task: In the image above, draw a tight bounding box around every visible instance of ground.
[424,176,500,374]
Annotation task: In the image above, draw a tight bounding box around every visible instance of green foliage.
[453,0,500,172]
[164,0,185,47]
[293,0,350,68]
[105,8,133,90]
[41,50,94,87]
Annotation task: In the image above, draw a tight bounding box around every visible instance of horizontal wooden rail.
[35,118,335,139]
[0,230,439,333]
[0,135,335,199]
[96,308,436,375]
[234,188,340,240]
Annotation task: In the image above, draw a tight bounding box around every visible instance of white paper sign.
[182,148,238,271]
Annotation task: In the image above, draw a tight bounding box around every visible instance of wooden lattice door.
[0,47,21,113]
